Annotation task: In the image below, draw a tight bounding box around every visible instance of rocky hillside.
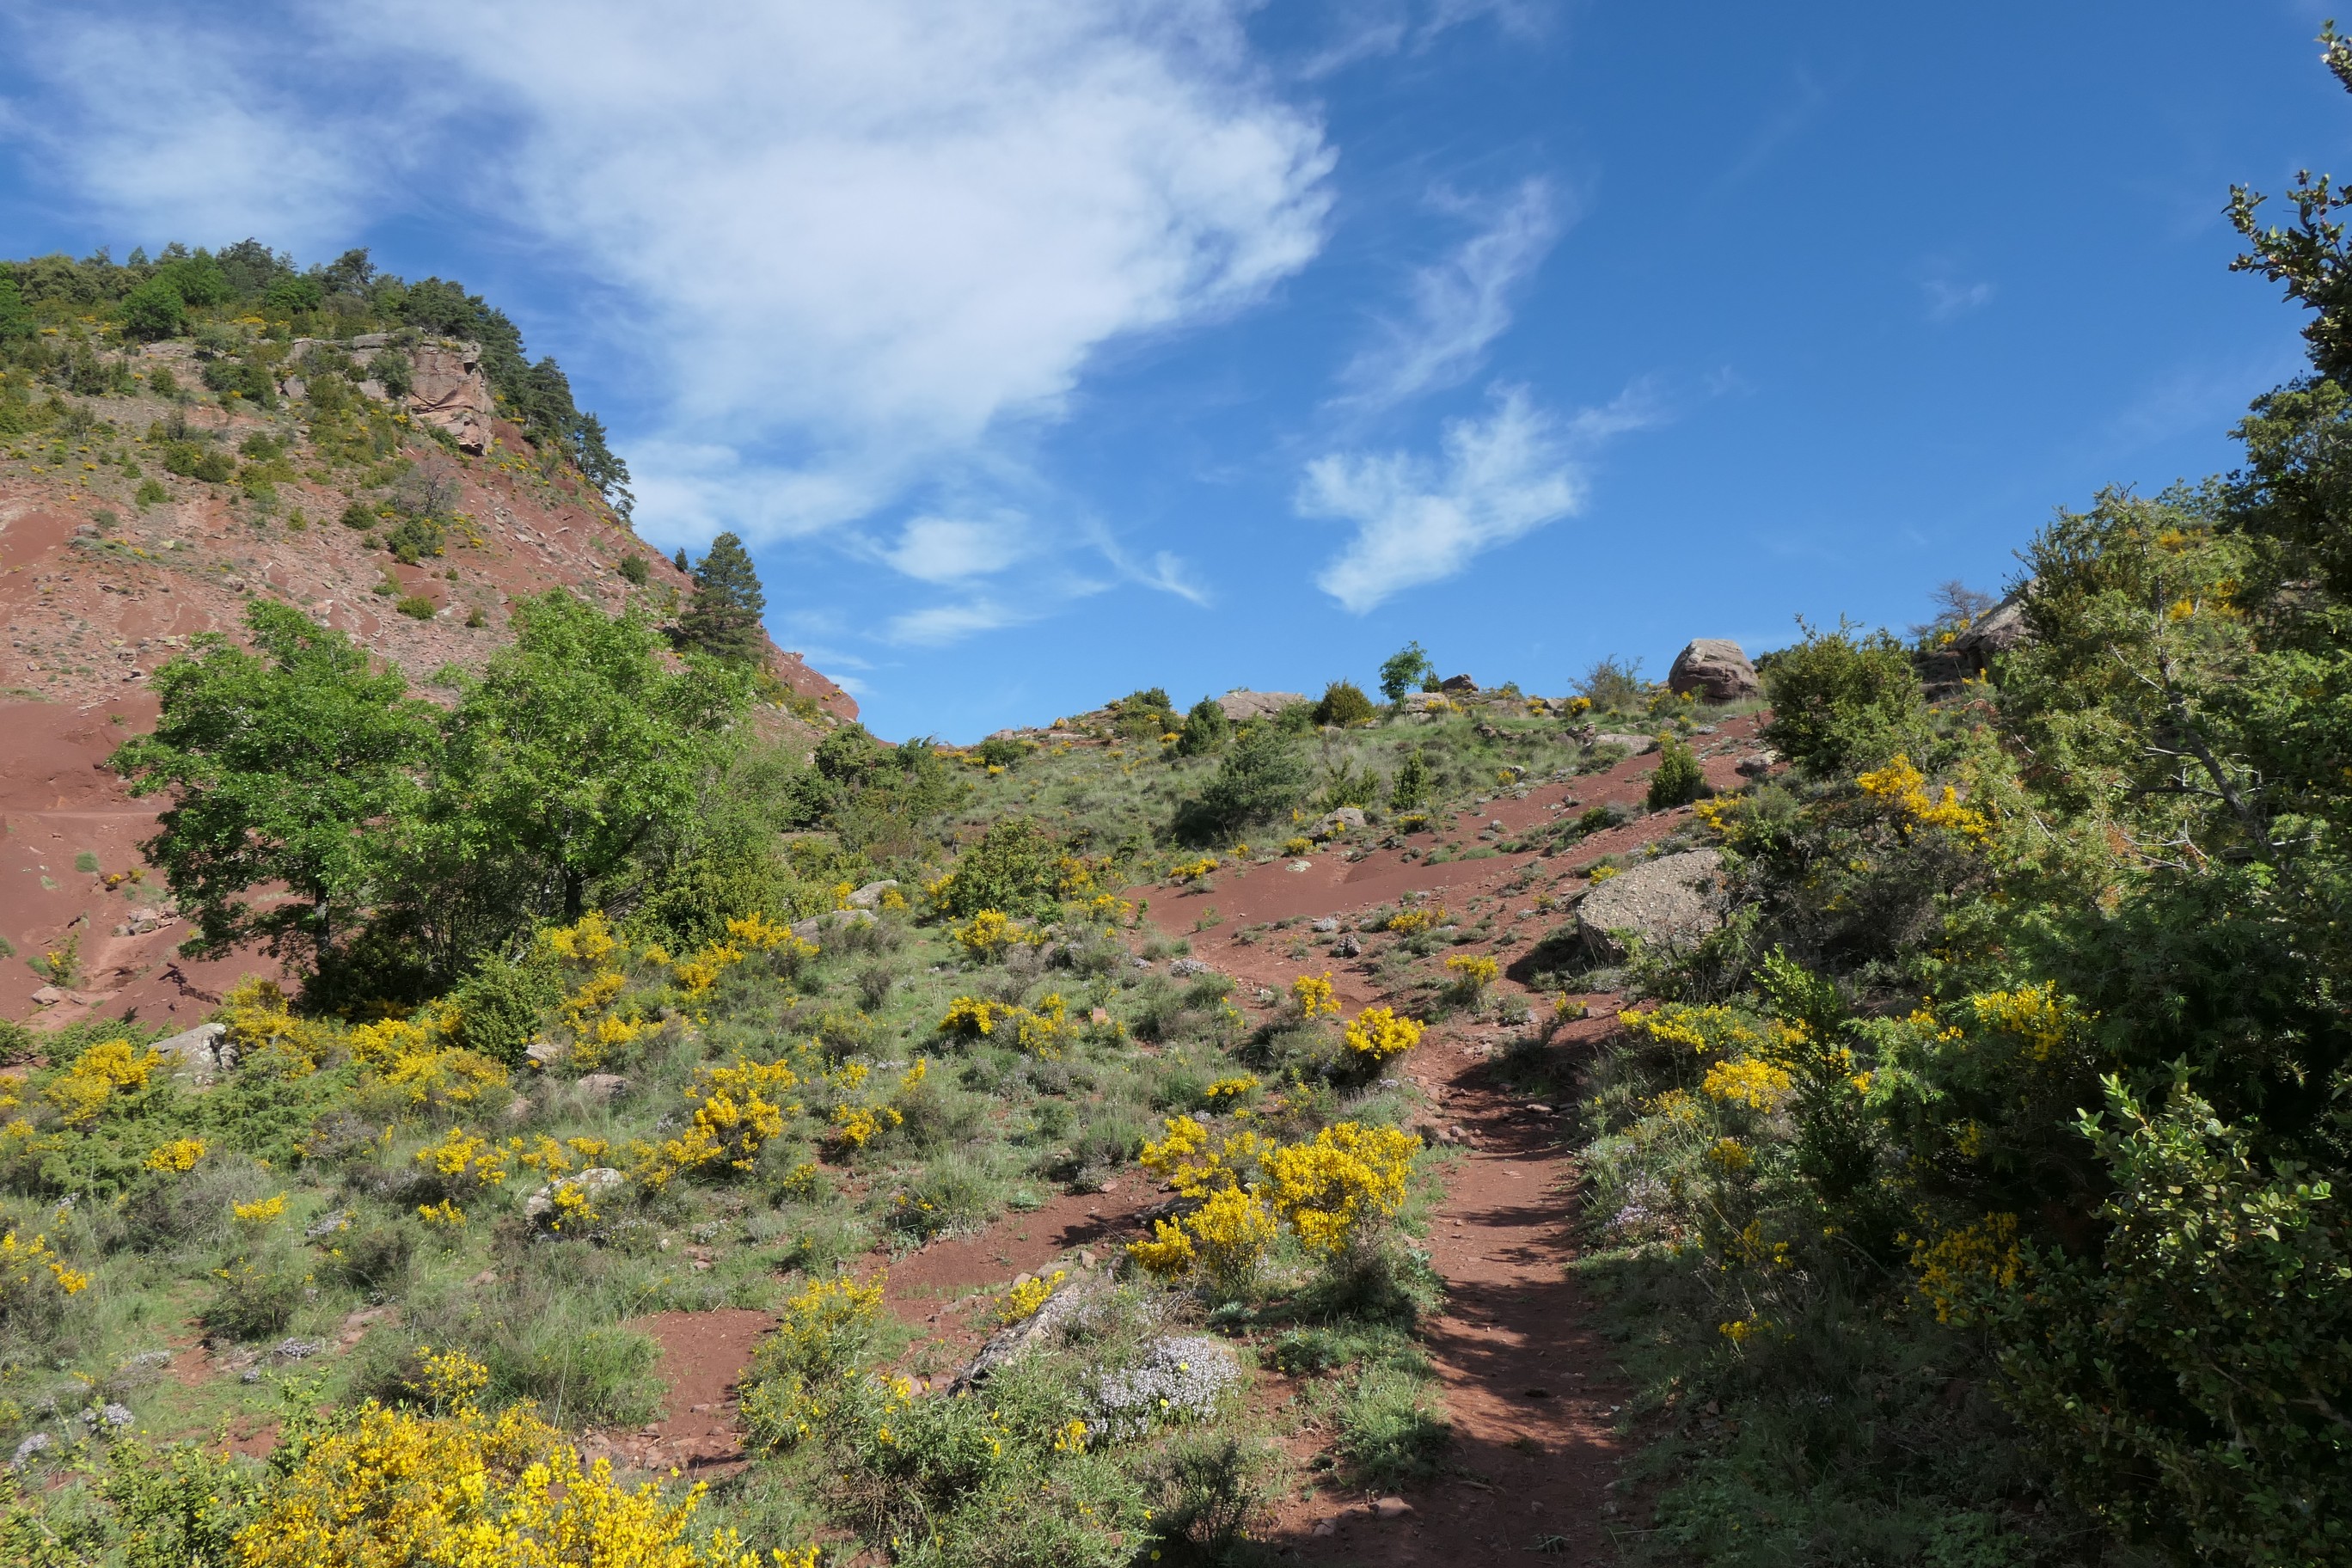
[0,329,852,1032]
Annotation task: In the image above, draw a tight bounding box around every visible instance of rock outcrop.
[404,340,496,453]
[1216,689,1307,722]
[1951,591,2030,671]
[1576,849,1727,959]
[1667,640,1760,702]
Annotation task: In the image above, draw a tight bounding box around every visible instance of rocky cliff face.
[0,344,852,1032]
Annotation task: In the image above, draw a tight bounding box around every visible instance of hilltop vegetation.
[0,238,629,513]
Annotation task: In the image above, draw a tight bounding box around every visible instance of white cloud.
[4,1,1335,546]
[1921,277,1994,322]
[1300,383,1660,612]
[885,513,1032,584]
[1336,177,1565,410]
[885,597,1040,647]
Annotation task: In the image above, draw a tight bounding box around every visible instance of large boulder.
[1216,689,1308,722]
[1576,849,1727,960]
[1667,640,1760,702]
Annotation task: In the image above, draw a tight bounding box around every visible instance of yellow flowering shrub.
[1911,1212,2022,1325]
[1702,1057,1795,1112]
[1203,1074,1259,1106]
[952,909,1040,959]
[1343,1006,1423,1064]
[1014,993,1072,1058]
[829,1103,902,1151]
[672,942,744,998]
[352,1015,513,1108]
[1084,892,1134,925]
[633,1055,803,1189]
[219,976,332,1071]
[1259,1123,1420,1255]
[1444,954,1498,995]
[999,1267,1067,1324]
[144,1136,207,1173]
[415,1128,509,1189]
[0,1228,90,1302]
[1282,836,1314,856]
[234,1347,805,1567]
[1856,754,1991,841]
[1129,1185,1279,1289]
[45,1037,164,1124]
[938,995,1006,1037]
[1169,856,1219,884]
[741,1274,887,1450]
[1966,983,2076,1063]
[1130,1118,1421,1280]
[1385,907,1435,934]
[1291,972,1338,1019]
[233,1192,288,1224]
[726,912,819,965]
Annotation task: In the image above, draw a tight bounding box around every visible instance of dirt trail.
[1265,1011,1634,1563]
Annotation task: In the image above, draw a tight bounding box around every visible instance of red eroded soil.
[585,1307,781,1479]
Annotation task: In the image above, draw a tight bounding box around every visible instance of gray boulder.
[844,879,900,910]
[791,908,876,941]
[1313,806,1367,839]
[1216,689,1308,722]
[1588,732,1659,755]
[151,1021,236,1084]
[1576,849,1728,960]
[1667,640,1761,702]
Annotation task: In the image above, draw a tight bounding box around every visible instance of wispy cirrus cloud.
[1301,382,1663,612]
[1335,177,1566,411]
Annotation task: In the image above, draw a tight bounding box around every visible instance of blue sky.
[1,2,2343,738]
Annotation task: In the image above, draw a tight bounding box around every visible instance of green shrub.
[1175,696,1228,756]
[1576,654,1647,712]
[133,478,167,506]
[616,554,648,585]
[1183,724,1308,838]
[160,442,233,483]
[934,816,1066,918]
[383,514,444,564]
[394,594,436,621]
[339,499,376,530]
[447,951,563,1065]
[205,1253,306,1341]
[1337,1359,1449,1485]
[1389,746,1430,810]
[1314,679,1376,727]
[1647,734,1706,808]
[1761,623,1926,776]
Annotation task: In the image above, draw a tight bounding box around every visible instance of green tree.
[423,591,750,934]
[934,817,1067,918]
[109,601,438,969]
[677,532,768,665]
[118,279,187,340]
[1378,642,1434,704]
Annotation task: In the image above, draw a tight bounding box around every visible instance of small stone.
[13,1432,52,1465]
[29,985,63,1007]
[1312,917,1339,933]
[1089,1007,1111,1026]
[1332,934,1363,958]
[1311,1517,1338,1537]
[1371,1495,1414,1519]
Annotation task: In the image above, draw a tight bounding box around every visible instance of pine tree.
[677,532,768,665]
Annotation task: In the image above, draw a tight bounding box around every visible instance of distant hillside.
[0,242,855,1030]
